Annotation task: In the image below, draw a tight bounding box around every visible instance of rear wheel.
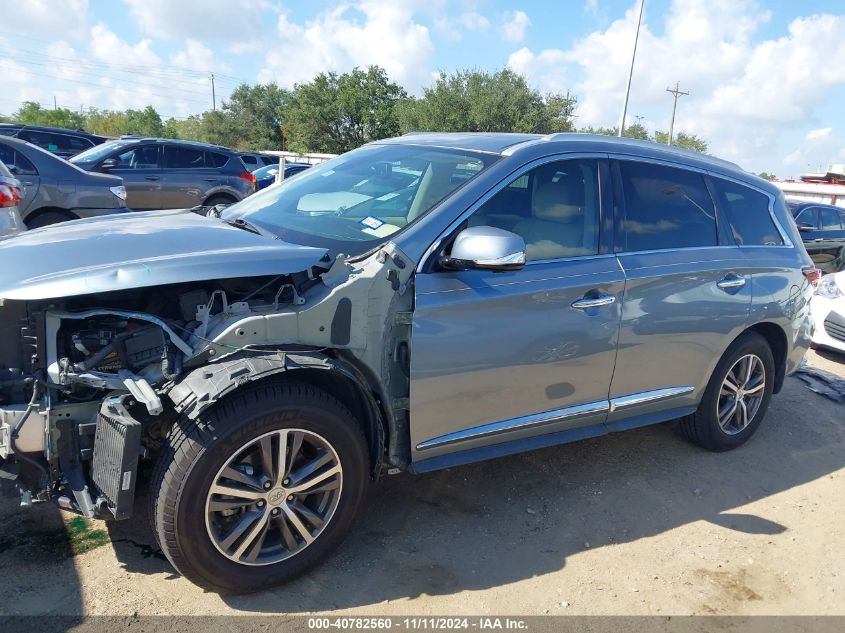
[680,332,775,451]
[151,382,369,593]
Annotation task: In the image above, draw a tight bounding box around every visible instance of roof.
[102,137,234,152]
[0,122,105,139]
[384,132,542,153]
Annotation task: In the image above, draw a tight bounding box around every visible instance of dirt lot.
[1,350,843,618]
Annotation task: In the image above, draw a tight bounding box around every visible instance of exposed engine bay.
[0,244,414,520]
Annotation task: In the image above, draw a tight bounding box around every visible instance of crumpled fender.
[165,350,385,476]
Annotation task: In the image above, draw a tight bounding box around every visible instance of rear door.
[101,143,162,210]
[160,145,218,208]
[411,156,624,465]
[0,142,40,215]
[607,158,751,426]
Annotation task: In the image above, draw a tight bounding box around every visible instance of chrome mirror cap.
[445,225,526,272]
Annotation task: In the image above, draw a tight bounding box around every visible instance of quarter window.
[468,159,600,261]
[619,161,717,251]
[0,144,38,175]
[820,207,843,230]
[711,178,783,246]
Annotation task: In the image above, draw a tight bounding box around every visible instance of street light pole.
[665,81,689,145]
[618,0,646,137]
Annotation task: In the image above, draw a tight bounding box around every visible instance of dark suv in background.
[70,138,256,210]
[0,124,108,159]
[789,201,845,273]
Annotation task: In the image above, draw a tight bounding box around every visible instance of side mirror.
[442,226,526,272]
[99,158,119,171]
[797,223,815,233]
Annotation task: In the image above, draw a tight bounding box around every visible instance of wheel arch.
[166,350,387,478]
[23,206,77,227]
[744,321,788,393]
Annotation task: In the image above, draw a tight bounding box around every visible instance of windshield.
[70,140,133,164]
[220,144,498,255]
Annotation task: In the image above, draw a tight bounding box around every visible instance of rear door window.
[710,178,783,245]
[205,152,229,168]
[820,207,843,230]
[0,144,38,175]
[618,161,718,251]
[240,154,258,167]
[164,146,206,169]
[794,207,819,229]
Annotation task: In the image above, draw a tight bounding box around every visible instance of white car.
[810,271,845,354]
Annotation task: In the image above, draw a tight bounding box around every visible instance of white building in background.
[773,164,845,209]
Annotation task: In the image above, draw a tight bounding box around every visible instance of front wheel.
[680,332,775,451]
[151,382,369,593]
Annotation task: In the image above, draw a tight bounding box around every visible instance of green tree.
[580,123,649,140]
[398,69,577,135]
[652,130,708,153]
[14,101,86,130]
[757,171,776,180]
[286,66,407,154]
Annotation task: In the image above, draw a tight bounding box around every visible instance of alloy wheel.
[204,428,343,566]
[717,354,766,436]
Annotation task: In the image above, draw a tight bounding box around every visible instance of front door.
[410,157,624,466]
[101,144,162,210]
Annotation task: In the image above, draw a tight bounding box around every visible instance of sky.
[0,0,843,179]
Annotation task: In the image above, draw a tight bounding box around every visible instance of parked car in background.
[0,133,816,593]
[239,152,283,171]
[254,161,311,190]
[0,160,25,237]
[0,124,108,159]
[70,138,256,210]
[0,136,127,228]
[788,201,845,273]
[810,271,845,354]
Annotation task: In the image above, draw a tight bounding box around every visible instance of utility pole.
[210,72,216,112]
[618,0,646,137]
[53,95,57,110]
[666,81,689,145]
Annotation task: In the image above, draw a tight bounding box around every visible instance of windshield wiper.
[221,217,278,239]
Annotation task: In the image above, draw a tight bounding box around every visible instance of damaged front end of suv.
[0,204,414,521]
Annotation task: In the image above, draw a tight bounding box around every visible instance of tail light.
[0,183,22,208]
[239,172,256,185]
[802,267,822,287]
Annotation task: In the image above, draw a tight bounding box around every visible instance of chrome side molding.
[416,400,609,451]
[415,385,695,451]
[609,386,694,411]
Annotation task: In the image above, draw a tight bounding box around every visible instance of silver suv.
[0,133,815,593]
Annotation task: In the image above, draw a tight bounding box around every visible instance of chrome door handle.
[145,176,160,181]
[717,275,746,289]
[571,295,616,310]
[812,238,825,242]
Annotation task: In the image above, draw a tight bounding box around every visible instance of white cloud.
[123,0,272,42]
[0,0,89,38]
[435,10,490,41]
[259,2,435,92]
[499,10,531,43]
[507,0,845,175]
[784,128,843,173]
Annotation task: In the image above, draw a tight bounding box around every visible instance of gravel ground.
[1,349,843,617]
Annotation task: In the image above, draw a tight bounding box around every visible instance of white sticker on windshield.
[360,216,385,230]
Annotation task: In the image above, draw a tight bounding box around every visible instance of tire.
[151,382,369,594]
[680,331,775,452]
[26,210,76,229]
[203,195,236,207]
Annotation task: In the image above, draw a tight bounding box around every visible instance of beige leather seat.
[514,170,596,260]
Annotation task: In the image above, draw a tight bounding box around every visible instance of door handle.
[812,238,825,242]
[144,176,160,181]
[716,274,746,289]
[204,178,217,182]
[571,295,616,310]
